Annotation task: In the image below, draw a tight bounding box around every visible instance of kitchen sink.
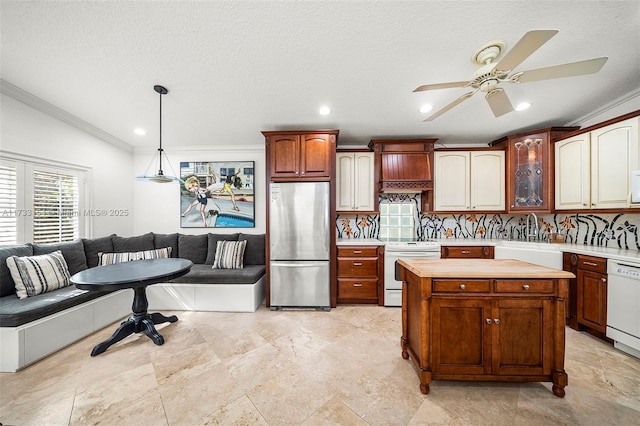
[494,240,563,270]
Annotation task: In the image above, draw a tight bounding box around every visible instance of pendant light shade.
[136,85,182,184]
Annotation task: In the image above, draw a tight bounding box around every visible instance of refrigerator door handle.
[271,262,326,268]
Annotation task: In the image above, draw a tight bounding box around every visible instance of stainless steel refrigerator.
[269,181,330,310]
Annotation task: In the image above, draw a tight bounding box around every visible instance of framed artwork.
[179,161,255,228]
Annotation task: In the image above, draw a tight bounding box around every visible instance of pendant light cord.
[158,89,164,176]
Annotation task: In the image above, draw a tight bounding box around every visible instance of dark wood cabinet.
[441,246,494,259]
[564,253,609,340]
[337,245,384,305]
[263,131,337,180]
[431,284,551,377]
[576,255,608,334]
[399,259,571,397]
[263,130,338,308]
[491,127,578,213]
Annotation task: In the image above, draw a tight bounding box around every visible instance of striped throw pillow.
[98,247,172,266]
[6,250,71,299]
[212,240,246,269]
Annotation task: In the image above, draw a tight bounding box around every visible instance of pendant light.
[136,85,182,184]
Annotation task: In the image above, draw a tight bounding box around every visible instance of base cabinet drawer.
[494,279,554,293]
[433,279,491,293]
[441,246,494,259]
[337,245,384,305]
[337,258,378,276]
[338,279,378,299]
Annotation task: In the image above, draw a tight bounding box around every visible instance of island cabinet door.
[491,299,553,376]
[431,298,492,375]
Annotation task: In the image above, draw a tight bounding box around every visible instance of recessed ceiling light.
[515,102,531,111]
[134,128,147,136]
[318,106,331,116]
[419,104,433,113]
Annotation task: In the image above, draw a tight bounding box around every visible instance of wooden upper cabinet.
[492,127,578,213]
[263,130,338,180]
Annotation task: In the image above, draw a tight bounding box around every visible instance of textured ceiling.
[1,1,639,149]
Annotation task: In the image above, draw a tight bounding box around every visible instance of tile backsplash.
[336,196,640,250]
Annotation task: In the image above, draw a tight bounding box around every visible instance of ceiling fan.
[414,30,608,121]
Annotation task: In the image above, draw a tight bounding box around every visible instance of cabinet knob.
[486,318,492,324]
[523,284,530,290]
[592,203,596,206]
[601,278,607,283]
[511,204,515,208]
[460,284,466,290]
[494,319,500,324]
[461,250,470,254]
[582,203,587,206]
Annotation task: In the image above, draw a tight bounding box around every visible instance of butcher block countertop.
[397,258,576,279]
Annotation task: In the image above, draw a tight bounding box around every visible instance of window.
[32,169,80,244]
[0,157,86,246]
[0,163,18,245]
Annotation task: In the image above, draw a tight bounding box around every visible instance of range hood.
[368,139,436,192]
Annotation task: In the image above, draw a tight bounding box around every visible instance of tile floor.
[1,304,639,425]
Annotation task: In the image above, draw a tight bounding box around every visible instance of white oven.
[383,240,441,306]
[607,259,640,359]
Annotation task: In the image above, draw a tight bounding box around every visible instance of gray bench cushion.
[0,286,113,327]
[169,264,265,285]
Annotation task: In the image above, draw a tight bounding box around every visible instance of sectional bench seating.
[0,232,265,372]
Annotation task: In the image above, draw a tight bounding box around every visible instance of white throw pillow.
[212,240,246,269]
[6,250,71,299]
[98,247,172,266]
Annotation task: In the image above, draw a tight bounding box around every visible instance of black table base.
[90,286,177,356]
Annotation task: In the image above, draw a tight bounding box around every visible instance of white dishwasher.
[607,259,640,359]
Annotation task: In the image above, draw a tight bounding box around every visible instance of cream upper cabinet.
[555,134,591,210]
[555,116,639,210]
[435,150,505,211]
[336,152,375,211]
[591,117,639,209]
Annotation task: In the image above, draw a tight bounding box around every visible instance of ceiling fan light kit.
[136,85,183,184]
[415,29,608,121]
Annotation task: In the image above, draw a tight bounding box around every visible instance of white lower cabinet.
[555,116,639,210]
[435,150,505,211]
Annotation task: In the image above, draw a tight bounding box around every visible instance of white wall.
[132,145,266,236]
[0,93,134,238]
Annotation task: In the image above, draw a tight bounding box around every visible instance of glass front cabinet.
[492,127,578,213]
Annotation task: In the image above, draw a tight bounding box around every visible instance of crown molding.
[133,144,265,154]
[567,88,640,127]
[1,79,133,153]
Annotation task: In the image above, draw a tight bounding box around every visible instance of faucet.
[526,212,539,241]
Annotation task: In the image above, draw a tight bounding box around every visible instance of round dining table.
[70,258,193,356]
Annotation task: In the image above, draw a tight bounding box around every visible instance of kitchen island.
[397,258,575,397]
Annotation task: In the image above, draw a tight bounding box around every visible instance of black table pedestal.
[90,286,178,356]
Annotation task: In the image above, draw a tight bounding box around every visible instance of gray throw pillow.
[112,232,154,253]
[238,233,265,265]
[82,235,115,268]
[178,234,209,264]
[32,238,88,276]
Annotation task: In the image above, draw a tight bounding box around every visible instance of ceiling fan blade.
[495,30,558,71]
[423,91,475,121]
[513,57,608,83]
[413,81,470,92]
[485,88,513,117]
